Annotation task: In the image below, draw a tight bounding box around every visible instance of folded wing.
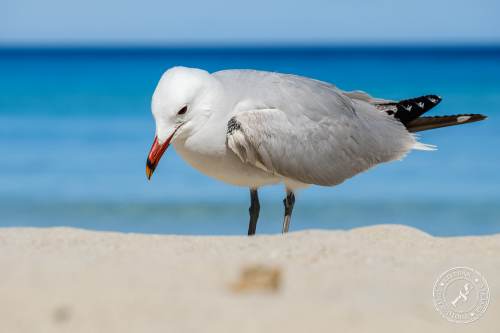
[226,104,416,186]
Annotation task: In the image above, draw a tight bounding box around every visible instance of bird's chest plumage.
[172,134,281,188]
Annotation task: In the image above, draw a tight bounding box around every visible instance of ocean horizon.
[1,45,498,236]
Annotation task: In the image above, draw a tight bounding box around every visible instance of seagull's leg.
[282,191,295,233]
[247,188,260,236]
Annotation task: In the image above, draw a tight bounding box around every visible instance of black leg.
[247,188,260,236]
[282,192,295,233]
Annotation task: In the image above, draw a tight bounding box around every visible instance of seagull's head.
[146,66,217,180]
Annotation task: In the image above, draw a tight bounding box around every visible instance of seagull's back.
[213,69,355,118]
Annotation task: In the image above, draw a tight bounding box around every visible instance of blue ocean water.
[0,46,499,236]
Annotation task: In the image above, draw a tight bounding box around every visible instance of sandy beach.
[0,225,498,333]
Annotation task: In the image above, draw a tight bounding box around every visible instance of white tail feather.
[413,141,437,151]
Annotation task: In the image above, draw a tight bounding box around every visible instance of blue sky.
[2,0,500,45]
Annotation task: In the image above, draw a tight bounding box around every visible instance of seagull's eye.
[177,106,188,115]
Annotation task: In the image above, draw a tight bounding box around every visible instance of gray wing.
[226,101,416,186]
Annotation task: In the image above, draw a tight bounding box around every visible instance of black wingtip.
[376,94,444,125]
[395,94,443,125]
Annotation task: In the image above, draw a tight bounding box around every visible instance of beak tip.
[146,159,154,180]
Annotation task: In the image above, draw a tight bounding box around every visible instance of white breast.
[173,138,282,188]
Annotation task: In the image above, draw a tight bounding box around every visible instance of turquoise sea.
[0,46,499,236]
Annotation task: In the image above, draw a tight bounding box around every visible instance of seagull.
[145,67,486,235]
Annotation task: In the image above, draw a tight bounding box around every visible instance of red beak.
[146,134,173,180]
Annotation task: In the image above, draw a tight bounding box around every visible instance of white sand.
[0,225,498,333]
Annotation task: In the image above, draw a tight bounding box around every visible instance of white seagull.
[146,67,486,235]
